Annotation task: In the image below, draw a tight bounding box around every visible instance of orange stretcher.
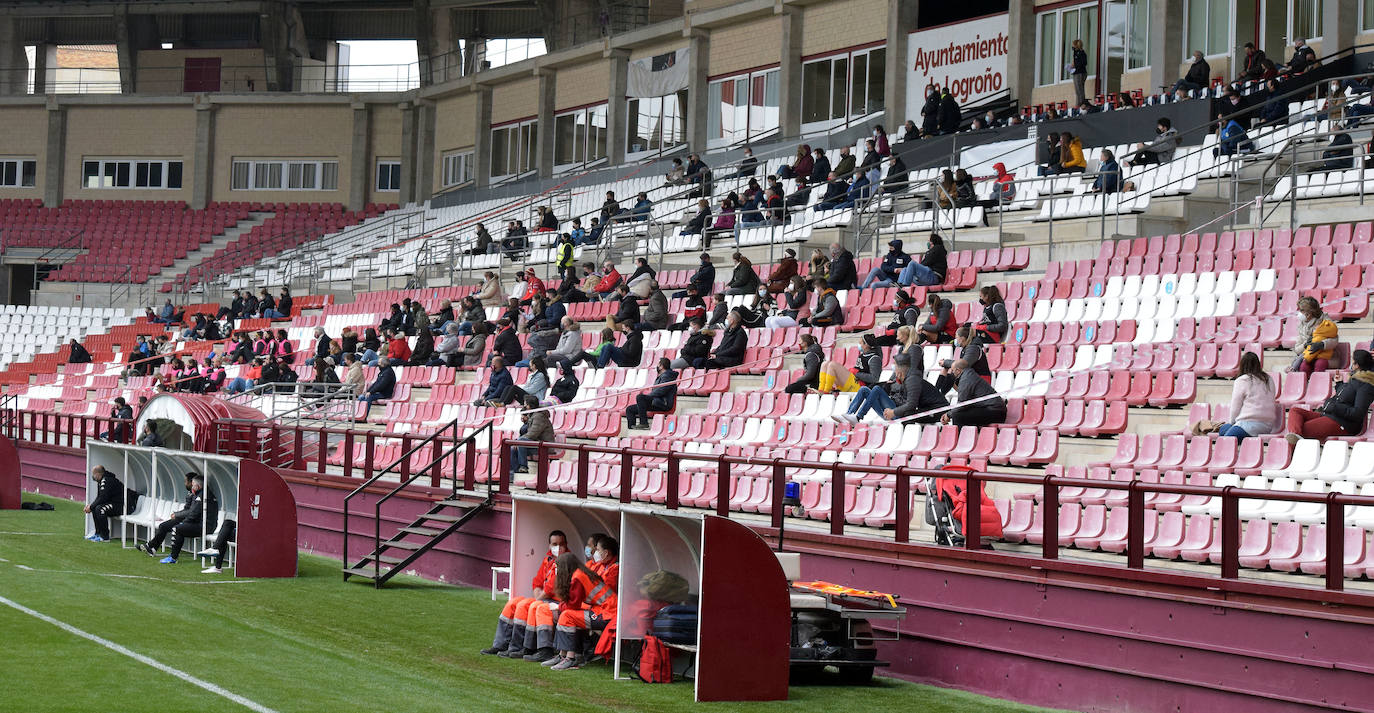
[791,580,899,609]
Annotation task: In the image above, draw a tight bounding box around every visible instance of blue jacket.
[631,199,653,220]
[1093,159,1120,194]
[1218,120,1251,155]
[691,262,716,294]
[879,243,912,279]
[544,300,567,327]
[481,367,513,401]
[369,366,396,399]
[649,368,678,404]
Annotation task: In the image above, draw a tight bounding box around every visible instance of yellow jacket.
[1304,318,1338,361]
[1062,139,1086,169]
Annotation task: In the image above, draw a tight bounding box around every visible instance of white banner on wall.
[906,13,1010,121]
[627,48,690,98]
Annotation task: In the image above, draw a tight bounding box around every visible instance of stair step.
[422,513,466,523]
[358,553,406,565]
[382,539,424,550]
[342,567,383,579]
[400,526,444,537]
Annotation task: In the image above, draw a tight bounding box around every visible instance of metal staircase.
[342,420,496,587]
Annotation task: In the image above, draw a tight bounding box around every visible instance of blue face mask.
[584,546,593,560]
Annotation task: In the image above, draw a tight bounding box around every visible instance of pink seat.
[1242,521,1303,569]
[1269,524,1326,572]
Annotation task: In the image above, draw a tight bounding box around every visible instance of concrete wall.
[433,92,476,187]
[136,48,270,94]
[65,103,195,202]
[212,102,353,204]
[800,0,888,57]
[491,76,538,125]
[0,105,47,200]
[709,15,783,77]
[367,103,405,205]
[553,61,609,109]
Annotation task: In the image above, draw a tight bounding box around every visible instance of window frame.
[553,103,610,173]
[1035,3,1100,87]
[1183,0,1233,59]
[625,91,690,160]
[80,158,183,190]
[375,160,402,192]
[490,118,539,181]
[799,44,886,133]
[707,66,781,148]
[1289,0,1323,42]
[0,158,37,188]
[441,150,474,188]
[229,158,339,191]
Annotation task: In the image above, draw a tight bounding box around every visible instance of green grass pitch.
[0,494,1062,713]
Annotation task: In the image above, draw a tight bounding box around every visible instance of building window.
[1291,0,1323,40]
[81,159,183,190]
[375,161,401,192]
[1126,0,1151,70]
[0,158,37,188]
[707,68,780,147]
[554,104,608,170]
[627,91,688,156]
[491,119,537,179]
[1185,0,1231,57]
[800,46,885,130]
[442,150,474,187]
[1036,4,1099,86]
[230,159,338,191]
[1363,0,1374,30]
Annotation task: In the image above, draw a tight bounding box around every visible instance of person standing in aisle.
[1070,38,1088,107]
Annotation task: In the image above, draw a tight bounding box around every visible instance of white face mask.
[584,546,593,559]
[550,545,562,556]
[593,550,605,563]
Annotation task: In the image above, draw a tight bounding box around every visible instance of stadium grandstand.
[3,0,1374,710]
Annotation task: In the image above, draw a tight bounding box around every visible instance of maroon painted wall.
[18,443,1374,713]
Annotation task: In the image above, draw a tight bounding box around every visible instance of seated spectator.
[469,223,494,254]
[509,395,554,475]
[953,168,978,208]
[547,361,579,404]
[462,322,489,367]
[685,153,710,197]
[1291,296,1338,373]
[725,253,761,295]
[818,172,848,210]
[735,289,773,329]
[935,169,956,209]
[586,216,606,245]
[1214,114,1255,156]
[574,327,616,368]
[809,247,830,282]
[491,318,523,366]
[704,310,747,369]
[681,199,712,236]
[778,144,814,180]
[874,290,922,348]
[784,177,812,211]
[475,356,514,406]
[765,249,799,294]
[626,358,678,429]
[826,242,856,290]
[736,147,758,177]
[859,138,883,186]
[1287,349,1374,442]
[664,158,687,185]
[1059,132,1087,173]
[628,192,653,221]
[1320,131,1354,171]
[803,276,843,328]
[941,359,1007,427]
[1174,50,1211,93]
[809,147,831,185]
[973,286,1009,344]
[477,271,503,306]
[919,292,958,344]
[672,253,715,299]
[935,326,992,393]
[1124,118,1180,166]
[255,288,276,318]
[816,333,882,393]
[138,421,163,448]
[384,328,412,365]
[1091,149,1121,194]
[142,473,216,564]
[1239,42,1267,80]
[639,281,669,331]
[881,155,910,195]
[431,299,457,334]
[832,146,856,179]
[68,339,92,364]
[1209,351,1282,439]
[83,466,126,542]
[609,283,641,327]
[536,205,559,232]
[838,363,948,424]
[498,356,550,405]
[1281,38,1317,75]
[668,286,707,331]
[977,162,1016,213]
[899,232,947,286]
[222,359,262,395]
[599,191,621,223]
[429,324,463,366]
[902,119,920,141]
[1038,133,1062,176]
[706,197,736,247]
[587,261,619,301]
[670,318,713,370]
[544,317,582,369]
[764,185,786,224]
[502,221,529,258]
[240,291,259,319]
[861,239,912,289]
[706,293,728,329]
[784,333,825,394]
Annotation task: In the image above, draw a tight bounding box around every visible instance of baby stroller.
[924,464,1003,548]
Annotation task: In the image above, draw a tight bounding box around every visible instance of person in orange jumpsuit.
[520,552,589,663]
[547,535,620,670]
[481,530,567,657]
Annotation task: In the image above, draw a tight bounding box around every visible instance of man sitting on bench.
[142,473,217,565]
[83,466,126,542]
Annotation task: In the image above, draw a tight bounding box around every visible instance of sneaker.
[89,535,107,542]
[159,556,177,564]
[498,649,526,659]
[513,466,529,474]
[843,414,859,425]
[523,649,556,663]
[541,655,565,667]
[201,566,222,574]
[195,548,220,558]
[479,647,503,656]
[551,657,581,671]
[1285,433,1301,447]
[143,544,159,557]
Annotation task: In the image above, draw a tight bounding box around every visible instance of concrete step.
[153,212,276,290]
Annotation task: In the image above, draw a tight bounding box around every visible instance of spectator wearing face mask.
[1174,50,1211,94]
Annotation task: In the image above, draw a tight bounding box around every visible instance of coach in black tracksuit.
[84,466,126,541]
[143,474,218,562]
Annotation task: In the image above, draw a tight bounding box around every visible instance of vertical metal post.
[1220,492,1239,579]
[1326,498,1345,591]
[830,462,845,536]
[1041,477,1059,560]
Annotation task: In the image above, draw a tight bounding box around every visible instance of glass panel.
[1061,9,1078,82]
[1187,0,1207,56]
[754,70,780,137]
[2,162,15,186]
[114,162,130,188]
[521,122,536,173]
[21,160,36,187]
[231,161,248,190]
[1207,0,1228,54]
[492,127,511,175]
[850,53,868,117]
[1365,0,1374,30]
[167,162,182,189]
[707,81,724,140]
[287,163,304,189]
[103,161,117,188]
[830,56,848,121]
[866,48,886,114]
[1039,13,1058,85]
[802,60,831,124]
[321,162,338,191]
[84,161,100,188]
[135,162,149,188]
[1128,0,1151,69]
[573,112,587,164]
[1081,7,1099,75]
[588,106,607,161]
[554,113,577,166]
[149,162,162,188]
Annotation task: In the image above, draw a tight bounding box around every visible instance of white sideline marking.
[7,562,259,585]
[0,593,280,713]
[0,531,61,535]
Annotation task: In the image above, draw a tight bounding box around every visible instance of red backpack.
[635,634,673,683]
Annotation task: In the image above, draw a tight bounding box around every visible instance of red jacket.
[526,275,546,296]
[531,551,557,596]
[387,337,412,363]
[593,269,621,293]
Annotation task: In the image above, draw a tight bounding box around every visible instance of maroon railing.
[1,409,133,448]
